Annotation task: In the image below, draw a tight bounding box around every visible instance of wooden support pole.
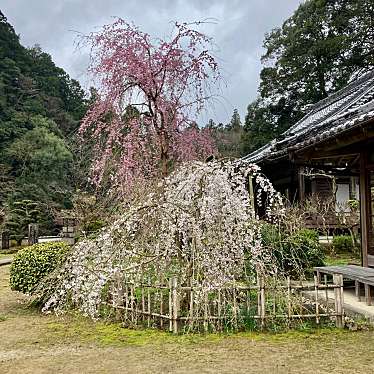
[333,274,344,328]
[316,270,321,285]
[298,166,305,202]
[365,284,373,306]
[324,275,329,311]
[359,152,369,267]
[314,275,319,325]
[355,281,361,302]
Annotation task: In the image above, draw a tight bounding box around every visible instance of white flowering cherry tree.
[39,160,283,320]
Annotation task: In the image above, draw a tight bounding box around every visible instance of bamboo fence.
[104,274,344,333]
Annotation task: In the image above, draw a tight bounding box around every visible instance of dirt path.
[1,265,374,373]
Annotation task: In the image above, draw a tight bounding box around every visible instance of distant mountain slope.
[0,10,87,234]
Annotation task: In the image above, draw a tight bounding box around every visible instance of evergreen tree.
[5,200,41,245]
[243,0,374,153]
[226,108,241,131]
[0,11,87,234]
[208,109,245,158]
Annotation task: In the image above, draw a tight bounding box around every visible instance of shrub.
[261,224,324,276]
[10,242,70,294]
[332,235,356,253]
[83,219,106,233]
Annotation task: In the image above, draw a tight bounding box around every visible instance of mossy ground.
[1,265,374,373]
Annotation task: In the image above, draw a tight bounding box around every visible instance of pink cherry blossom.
[79,19,220,192]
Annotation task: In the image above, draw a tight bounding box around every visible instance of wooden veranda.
[315,265,374,306]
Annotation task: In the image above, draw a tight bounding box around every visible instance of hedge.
[10,241,70,294]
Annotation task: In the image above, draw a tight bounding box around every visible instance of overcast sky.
[2,0,302,124]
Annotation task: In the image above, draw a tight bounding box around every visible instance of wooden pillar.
[355,281,361,302]
[359,153,369,267]
[298,166,305,202]
[349,176,358,200]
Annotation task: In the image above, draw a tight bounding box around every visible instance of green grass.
[2,264,374,373]
[324,251,360,266]
[42,313,354,348]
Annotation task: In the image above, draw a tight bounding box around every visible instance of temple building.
[244,70,374,266]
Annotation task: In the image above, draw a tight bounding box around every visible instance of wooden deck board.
[315,265,374,281]
[314,265,374,305]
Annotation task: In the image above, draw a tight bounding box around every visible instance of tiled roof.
[243,70,374,164]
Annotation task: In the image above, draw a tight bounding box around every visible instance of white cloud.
[2,0,302,124]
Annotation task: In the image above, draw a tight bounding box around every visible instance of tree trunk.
[160,130,169,177]
[161,147,168,177]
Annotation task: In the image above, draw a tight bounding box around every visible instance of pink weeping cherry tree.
[79,19,220,192]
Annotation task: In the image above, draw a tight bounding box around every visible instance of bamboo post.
[223,290,227,330]
[141,286,145,323]
[314,275,319,324]
[172,277,179,334]
[333,274,344,328]
[218,289,222,331]
[124,285,128,322]
[160,288,164,329]
[273,280,276,316]
[246,289,250,315]
[233,287,238,330]
[115,273,124,320]
[130,285,135,324]
[324,275,328,311]
[147,282,151,328]
[299,278,303,317]
[204,290,209,332]
[287,277,291,322]
[189,287,194,331]
[168,278,173,332]
[257,277,260,320]
[257,276,265,329]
